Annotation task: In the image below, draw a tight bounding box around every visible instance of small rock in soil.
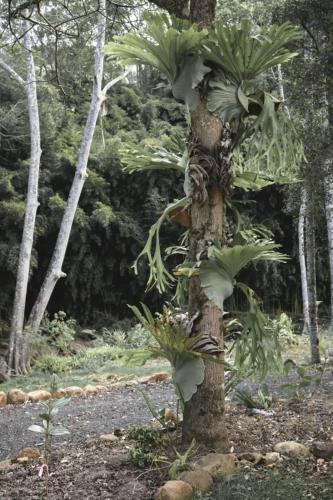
[154,480,193,500]
[178,469,213,492]
[13,447,40,461]
[100,433,119,442]
[274,441,311,458]
[7,388,28,405]
[28,390,51,402]
[193,453,238,479]
[263,452,282,465]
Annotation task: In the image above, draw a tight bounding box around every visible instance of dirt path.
[0,381,175,460]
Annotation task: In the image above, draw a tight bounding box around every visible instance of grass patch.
[201,461,333,500]
[0,349,170,394]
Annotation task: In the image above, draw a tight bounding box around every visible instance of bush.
[103,324,154,349]
[271,313,298,348]
[39,311,76,354]
[34,345,123,374]
[34,353,79,374]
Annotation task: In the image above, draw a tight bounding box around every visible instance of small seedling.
[28,378,70,498]
[168,438,196,479]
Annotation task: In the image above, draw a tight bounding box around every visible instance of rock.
[154,480,193,500]
[263,452,281,465]
[193,453,238,479]
[94,385,108,393]
[274,441,311,458]
[310,442,333,460]
[238,452,263,465]
[13,447,40,461]
[52,388,67,399]
[27,390,51,402]
[138,372,169,385]
[164,408,178,423]
[109,382,123,390]
[84,385,99,395]
[178,469,213,492]
[64,386,84,397]
[0,459,12,470]
[0,391,7,407]
[7,388,28,405]
[100,433,119,442]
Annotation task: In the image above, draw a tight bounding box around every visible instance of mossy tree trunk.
[148,0,230,448]
[184,1,230,449]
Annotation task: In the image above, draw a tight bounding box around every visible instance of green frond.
[198,242,287,310]
[204,21,301,83]
[233,283,283,377]
[119,130,187,174]
[104,13,208,108]
[133,198,188,293]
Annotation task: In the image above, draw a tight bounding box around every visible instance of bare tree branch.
[0,54,25,85]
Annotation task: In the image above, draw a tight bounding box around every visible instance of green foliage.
[105,13,208,108]
[133,198,187,293]
[234,284,282,377]
[39,311,76,355]
[34,345,122,373]
[168,439,196,480]
[204,21,300,82]
[270,312,298,348]
[129,304,220,403]
[178,242,287,310]
[127,426,163,468]
[233,386,273,409]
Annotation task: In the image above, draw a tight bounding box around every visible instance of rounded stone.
[179,469,213,492]
[154,480,193,500]
[7,388,28,405]
[274,441,311,458]
[28,390,51,402]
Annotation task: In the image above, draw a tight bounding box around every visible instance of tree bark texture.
[324,163,333,329]
[182,0,229,449]
[6,18,41,374]
[27,0,107,334]
[298,186,310,334]
[305,178,320,363]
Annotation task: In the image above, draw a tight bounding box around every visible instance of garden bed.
[1,379,333,499]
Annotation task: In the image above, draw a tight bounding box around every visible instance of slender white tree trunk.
[0,19,41,374]
[298,186,310,333]
[27,0,128,334]
[276,65,310,333]
[305,178,320,363]
[324,163,333,329]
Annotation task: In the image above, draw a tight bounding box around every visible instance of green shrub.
[271,313,298,348]
[103,324,154,349]
[34,353,79,374]
[39,311,76,354]
[34,345,122,374]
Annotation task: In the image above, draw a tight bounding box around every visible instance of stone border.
[0,371,169,407]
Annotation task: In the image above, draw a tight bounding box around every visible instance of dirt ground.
[1,376,333,499]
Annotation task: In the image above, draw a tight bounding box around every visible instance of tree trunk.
[305,178,320,363]
[6,18,41,375]
[182,0,229,450]
[324,163,333,329]
[298,186,310,334]
[27,0,107,335]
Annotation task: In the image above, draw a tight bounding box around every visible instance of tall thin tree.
[26,0,128,339]
[0,17,41,375]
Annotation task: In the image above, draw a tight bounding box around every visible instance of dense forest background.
[0,0,331,330]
